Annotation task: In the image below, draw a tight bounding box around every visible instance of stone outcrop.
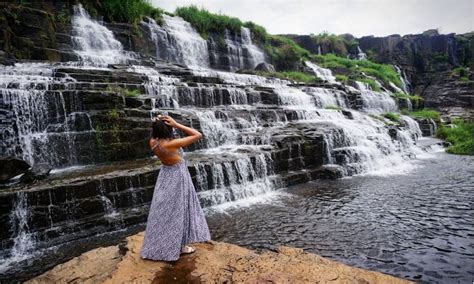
[28,232,411,284]
[0,157,30,182]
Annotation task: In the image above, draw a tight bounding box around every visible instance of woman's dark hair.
[151,119,174,139]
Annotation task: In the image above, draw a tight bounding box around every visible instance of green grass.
[175,6,270,44]
[436,119,474,155]
[451,66,470,81]
[107,86,141,97]
[335,74,349,83]
[123,89,141,97]
[357,78,381,91]
[255,71,321,83]
[98,0,164,24]
[406,109,440,120]
[383,112,400,122]
[309,32,358,56]
[175,6,244,39]
[311,53,402,88]
[264,35,311,70]
[325,105,342,111]
[392,92,424,108]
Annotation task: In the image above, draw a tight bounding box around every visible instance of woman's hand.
[160,115,178,128]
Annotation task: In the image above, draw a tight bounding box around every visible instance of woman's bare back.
[150,138,182,166]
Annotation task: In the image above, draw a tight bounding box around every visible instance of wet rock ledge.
[27,232,411,284]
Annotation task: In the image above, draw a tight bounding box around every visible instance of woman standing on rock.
[141,114,211,261]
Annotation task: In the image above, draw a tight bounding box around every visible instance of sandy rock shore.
[28,232,412,283]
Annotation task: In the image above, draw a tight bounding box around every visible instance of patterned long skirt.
[140,160,211,261]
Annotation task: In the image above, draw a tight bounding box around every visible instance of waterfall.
[303,87,347,108]
[240,27,266,69]
[356,46,367,60]
[6,192,35,262]
[195,152,276,207]
[71,4,134,66]
[393,65,411,94]
[355,81,398,114]
[0,63,80,166]
[305,61,337,84]
[143,15,210,67]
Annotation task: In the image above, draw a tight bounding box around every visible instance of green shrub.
[408,109,440,120]
[436,119,474,155]
[100,0,164,24]
[452,66,470,81]
[335,74,348,83]
[392,92,424,108]
[310,33,351,56]
[175,6,243,39]
[255,71,320,83]
[383,112,400,122]
[264,35,310,70]
[243,21,267,43]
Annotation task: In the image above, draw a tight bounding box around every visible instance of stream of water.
[207,150,474,283]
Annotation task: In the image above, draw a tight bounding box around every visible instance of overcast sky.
[151,0,473,37]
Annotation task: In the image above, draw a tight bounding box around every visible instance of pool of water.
[207,151,474,283]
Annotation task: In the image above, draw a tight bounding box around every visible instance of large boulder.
[254,62,276,73]
[0,157,30,182]
[20,163,52,183]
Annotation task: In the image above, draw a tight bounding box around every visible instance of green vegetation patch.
[436,119,474,155]
[107,85,141,97]
[255,71,321,83]
[97,0,164,24]
[309,32,358,56]
[406,109,440,120]
[392,92,423,108]
[335,74,349,83]
[311,53,402,88]
[451,66,470,82]
[383,112,400,123]
[264,35,310,70]
[175,6,243,39]
[325,105,342,111]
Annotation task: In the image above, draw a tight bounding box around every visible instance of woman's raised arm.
[160,115,202,148]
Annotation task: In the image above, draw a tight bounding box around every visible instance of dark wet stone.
[254,62,276,72]
[20,163,52,183]
[0,157,30,182]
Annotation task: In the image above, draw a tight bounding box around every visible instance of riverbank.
[27,232,410,283]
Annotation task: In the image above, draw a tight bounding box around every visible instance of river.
[207,150,474,283]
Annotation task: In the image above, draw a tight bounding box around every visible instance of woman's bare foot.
[181,245,196,254]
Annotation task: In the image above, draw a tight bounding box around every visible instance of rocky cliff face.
[287,31,474,116]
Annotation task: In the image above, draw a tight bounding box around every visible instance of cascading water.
[71,4,134,66]
[356,46,367,60]
[143,15,210,67]
[305,61,337,83]
[394,65,411,94]
[0,63,81,166]
[240,27,266,69]
[354,81,398,114]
